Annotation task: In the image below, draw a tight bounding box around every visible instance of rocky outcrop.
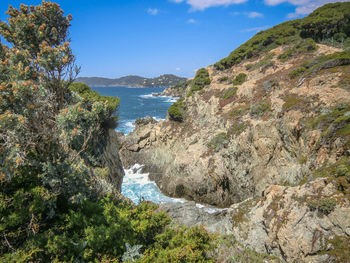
[120,44,350,207]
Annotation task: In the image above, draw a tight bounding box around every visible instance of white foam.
[125,121,135,128]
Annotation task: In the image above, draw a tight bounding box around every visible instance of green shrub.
[214,2,350,70]
[250,102,271,117]
[218,76,229,83]
[187,68,211,96]
[139,226,216,263]
[278,38,317,62]
[245,53,275,71]
[307,198,336,217]
[288,67,306,79]
[168,99,185,122]
[207,132,229,152]
[222,87,238,100]
[232,73,247,85]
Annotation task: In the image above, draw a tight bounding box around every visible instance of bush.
[232,73,247,85]
[214,2,350,70]
[245,53,275,71]
[278,38,317,62]
[288,67,306,79]
[222,87,238,100]
[218,76,229,83]
[307,198,336,217]
[168,99,185,122]
[207,132,229,152]
[187,68,211,96]
[140,226,216,263]
[250,102,271,117]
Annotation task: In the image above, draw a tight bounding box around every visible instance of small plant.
[288,67,306,79]
[245,53,275,71]
[307,198,336,217]
[250,101,271,117]
[278,38,317,62]
[122,243,143,262]
[232,73,247,85]
[218,76,229,83]
[207,132,229,152]
[221,87,238,100]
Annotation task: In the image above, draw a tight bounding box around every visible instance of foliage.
[288,67,306,79]
[232,73,247,85]
[168,98,185,122]
[221,87,238,100]
[307,198,336,217]
[0,3,217,262]
[214,2,350,70]
[323,235,350,263]
[122,243,144,262]
[245,53,275,71]
[250,101,271,118]
[207,132,229,152]
[187,68,211,97]
[282,94,310,111]
[218,76,229,83]
[277,38,317,62]
[139,226,216,263]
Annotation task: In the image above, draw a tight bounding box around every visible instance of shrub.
[222,87,238,100]
[214,2,350,70]
[307,198,336,217]
[218,76,229,83]
[187,68,211,96]
[232,73,247,85]
[288,67,306,79]
[207,132,229,152]
[250,101,271,117]
[140,226,216,263]
[245,53,275,71]
[168,99,185,122]
[278,38,317,62]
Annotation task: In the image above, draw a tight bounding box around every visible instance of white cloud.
[187,18,197,23]
[247,11,264,18]
[176,67,181,71]
[172,0,248,11]
[147,8,159,15]
[264,0,349,18]
[241,25,270,32]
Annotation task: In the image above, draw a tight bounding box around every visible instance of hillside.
[76,74,187,88]
[120,3,350,262]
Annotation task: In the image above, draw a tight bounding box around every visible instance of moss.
[232,73,247,85]
[232,198,259,227]
[207,132,229,152]
[307,198,336,217]
[168,98,185,122]
[221,87,238,100]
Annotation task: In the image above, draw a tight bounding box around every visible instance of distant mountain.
[75,74,187,88]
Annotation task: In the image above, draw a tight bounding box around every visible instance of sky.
[0,0,347,78]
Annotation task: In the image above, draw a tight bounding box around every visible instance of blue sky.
[0,0,344,78]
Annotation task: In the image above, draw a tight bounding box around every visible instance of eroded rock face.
[120,44,350,207]
[228,178,350,263]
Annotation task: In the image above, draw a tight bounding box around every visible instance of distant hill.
[75,74,187,88]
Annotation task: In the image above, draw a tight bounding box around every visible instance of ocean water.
[92,86,178,134]
[92,86,225,212]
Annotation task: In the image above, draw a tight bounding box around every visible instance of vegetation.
[221,87,238,100]
[187,68,211,97]
[307,198,337,217]
[250,101,271,118]
[168,98,185,122]
[218,76,229,83]
[214,2,350,70]
[207,132,229,152]
[0,3,217,262]
[277,38,317,62]
[245,53,275,71]
[166,80,189,96]
[232,73,247,85]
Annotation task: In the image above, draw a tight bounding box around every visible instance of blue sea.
[92,86,178,134]
[91,86,224,212]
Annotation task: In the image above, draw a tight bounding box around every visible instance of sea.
[92,86,224,213]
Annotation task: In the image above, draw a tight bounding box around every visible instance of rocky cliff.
[119,3,350,262]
